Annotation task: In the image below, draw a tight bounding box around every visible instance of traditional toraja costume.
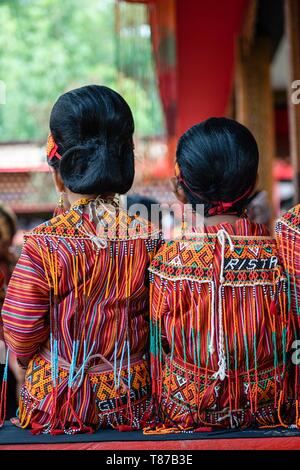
[1,197,160,434]
[147,218,293,432]
[276,204,300,426]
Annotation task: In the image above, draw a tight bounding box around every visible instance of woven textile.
[1,198,160,433]
[149,218,294,431]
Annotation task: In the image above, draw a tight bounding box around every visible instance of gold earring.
[59,192,64,209]
[54,192,65,217]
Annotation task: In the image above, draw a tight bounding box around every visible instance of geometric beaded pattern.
[280,204,300,234]
[25,354,68,401]
[25,355,150,410]
[26,204,159,242]
[150,235,280,285]
[163,357,280,417]
[90,359,150,413]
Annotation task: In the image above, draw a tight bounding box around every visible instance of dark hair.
[0,205,16,242]
[48,85,135,195]
[176,117,259,216]
[127,195,160,224]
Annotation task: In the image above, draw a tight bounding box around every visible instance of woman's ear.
[51,168,65,193]
[171,177,187,204]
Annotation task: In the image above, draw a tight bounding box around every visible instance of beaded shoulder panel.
[24,206,160,242]
[149,234,281,285]
[278,204,300,234]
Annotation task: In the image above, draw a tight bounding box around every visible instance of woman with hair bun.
[148,118,293,432]
[1,85,160,434]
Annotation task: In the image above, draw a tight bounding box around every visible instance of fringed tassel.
[152,278,163,401]
[166,282,176,404]
[149,274,165,426]
[223,293,233,417]
[0,348,9,427]
[195,284,202,413]
[60,248,86,433]
[124,241,134,428]
[264,284,279,411]
[18,389,37,429]
[113,241,122,428]
[251,286,259,412]
[45,242,60,432]
[232,288,239,410]
[36,240,59,433]
[242,285,254,415]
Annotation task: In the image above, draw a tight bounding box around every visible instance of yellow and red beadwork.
[19,353,151,430]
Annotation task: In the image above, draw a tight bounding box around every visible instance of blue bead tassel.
[0,348,9,427]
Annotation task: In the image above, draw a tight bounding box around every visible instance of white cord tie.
[210,229,235,381]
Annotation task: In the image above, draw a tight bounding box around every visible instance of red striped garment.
[276,204,300,422]
[276,205,300,317]
[147,218,294,432]
[0,269,5,341]
[1,198,161,434]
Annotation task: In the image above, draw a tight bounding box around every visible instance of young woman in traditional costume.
[0,85,160,434]
[276,204,300,427]
[148,118,292,432]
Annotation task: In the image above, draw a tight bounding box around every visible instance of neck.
[67,192,97,206]
[204,214,240,227]
[67,192,116,207]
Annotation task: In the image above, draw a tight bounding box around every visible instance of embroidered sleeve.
[1,236,50,357]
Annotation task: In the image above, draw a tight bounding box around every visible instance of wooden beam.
[235,37,275,207]
[285,0,300,204]
[240,0,258,55]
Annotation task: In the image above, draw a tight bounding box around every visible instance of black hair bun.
[48,85,135,195]
[176,117,259,216]
[60,138,134,195]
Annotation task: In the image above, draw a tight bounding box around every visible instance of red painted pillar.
[175,0,248,135]
[125,0,248,150]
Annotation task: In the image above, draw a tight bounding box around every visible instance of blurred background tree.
[0,0,165,142]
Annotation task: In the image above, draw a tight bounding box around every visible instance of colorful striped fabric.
[1,198,161,434]
[276,204,300,421]
[0,269,5,342]
[148,218,294,432]
[276,204,300,317]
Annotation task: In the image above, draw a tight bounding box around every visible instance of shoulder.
[276,204,300,234]
[150,233,280,283]
[149,238,215,281]
[24,207,160,242]
[99,207,160,241]
[26,209,82,239]
[21,210,82,261]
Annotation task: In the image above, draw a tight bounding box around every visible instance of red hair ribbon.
[175,162,253,216]
[47,133,62,161]
[207,186,253,216]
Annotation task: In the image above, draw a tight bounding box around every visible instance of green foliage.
[0,0,164,141]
